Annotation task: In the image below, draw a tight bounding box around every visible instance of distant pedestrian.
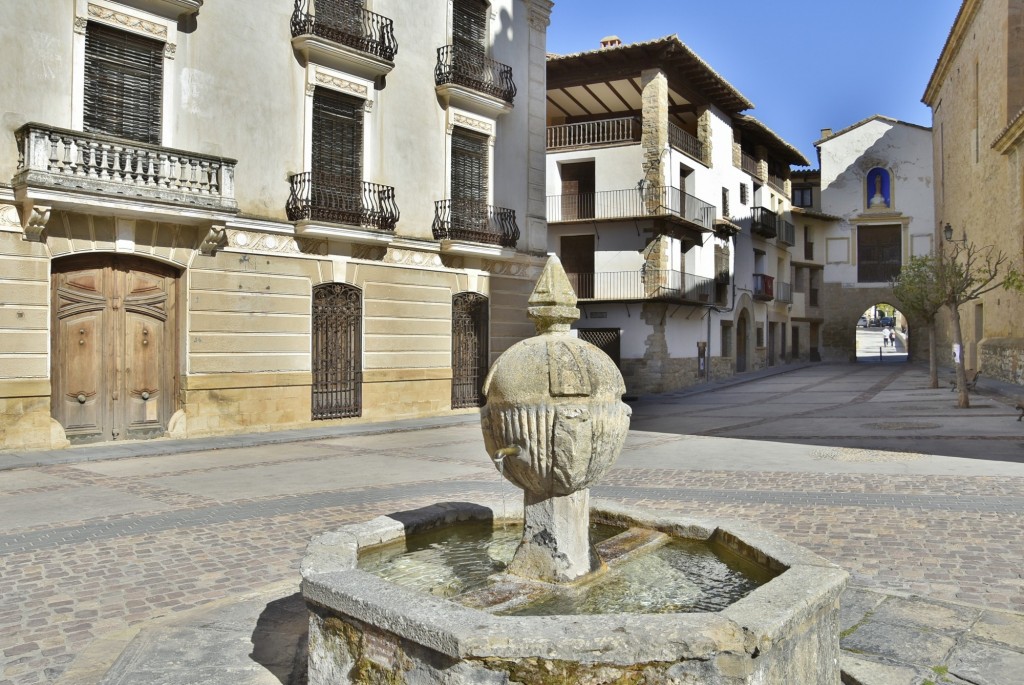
[882,326,891,347]
[890,330,896,347]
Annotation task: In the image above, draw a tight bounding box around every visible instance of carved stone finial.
[527,255,579,334]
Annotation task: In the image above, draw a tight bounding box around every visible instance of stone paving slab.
[3,363,1024,685]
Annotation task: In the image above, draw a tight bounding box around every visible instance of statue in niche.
[868,168,890,209]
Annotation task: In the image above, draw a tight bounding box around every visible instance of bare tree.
[890,255,945,388]
[937,240,1022,408]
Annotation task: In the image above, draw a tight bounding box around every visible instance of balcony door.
[561,234,595,299]
[51,255,178,444]
[560,161,595,220]
[312,86,364,224]
[453,0,488,79]
[451,127,489,234]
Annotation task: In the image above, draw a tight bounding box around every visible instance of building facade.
[923,0,1024,384]
[544,36,808,395]
[811,116,935,361]
[0,0,553,449]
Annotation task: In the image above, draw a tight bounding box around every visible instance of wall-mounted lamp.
[943,223,966,244]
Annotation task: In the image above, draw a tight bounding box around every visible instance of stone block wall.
[980,337,1024,385]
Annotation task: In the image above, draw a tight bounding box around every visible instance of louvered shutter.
[312,87,364,220]
[84,22,163,145]
[453,0,487,50]
[451,128,487,205]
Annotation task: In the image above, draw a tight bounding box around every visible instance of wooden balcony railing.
[432,199,519,247]
[546,117,639,150]
[669,122,706,164]
[750,206,779,239]
[547,185,716,229]
[775,280,792,304]
[290,1,398,61]
[767,172,786,194]
[435,45,515,103]
[741,150,759,177]
[567,269,714,303]
[778,218,795,245]
[752,273,774,301]
[286,172,399,230]
[13,123,237,212]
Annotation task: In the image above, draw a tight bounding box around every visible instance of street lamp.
[943,223,966,244]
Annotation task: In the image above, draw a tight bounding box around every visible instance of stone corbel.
[19,201,51,242]
[200,224,227,255]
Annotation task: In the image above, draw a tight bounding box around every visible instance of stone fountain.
[300,256,847,684]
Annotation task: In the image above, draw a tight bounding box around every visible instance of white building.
[544,35,808,394]
[0,0,553,449]
[812,116,934,360]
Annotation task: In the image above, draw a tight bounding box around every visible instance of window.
[792,186,813,207]
[756,326,764,348]
[721,187,730,218]
[453,0,488,56]
[311,87,364,223]
[857,224,902,283]
[84,22,163,145]
[452,127,488,205]
[739,183,749,205]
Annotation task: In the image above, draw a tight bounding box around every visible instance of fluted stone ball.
[480,334,632,498]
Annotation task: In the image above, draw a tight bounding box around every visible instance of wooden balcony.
[567,269,714,304]
[750,206,779,239]
[740,150,759,177]
[668,122,706,165]
[546,117,639,150]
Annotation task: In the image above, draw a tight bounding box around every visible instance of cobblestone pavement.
[1,363,1023,684]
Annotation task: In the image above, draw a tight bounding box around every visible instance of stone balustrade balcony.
[12,123,238,220]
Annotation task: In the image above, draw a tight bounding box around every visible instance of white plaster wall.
[819,119,934,285]
[546,145,644,196]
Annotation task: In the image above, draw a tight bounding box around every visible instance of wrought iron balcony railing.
[287,172,399,231]
[669,122,706,164]
[778,218,795,245]
[13,123,237,212]
[547,185,716,229]
[775,280,792,304]
[566,269,714,303]
[435,45,516,104]
[752,273,774,301]
[750,206,779,239]
[432,199,519,247]
[547,117,639,150]
[290,1,397,62]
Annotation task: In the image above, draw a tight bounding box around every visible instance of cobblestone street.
[2,363,1023,684]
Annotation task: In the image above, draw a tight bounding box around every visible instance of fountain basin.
[300,500,847,684]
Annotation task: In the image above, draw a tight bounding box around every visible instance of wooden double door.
[52,255,178,443]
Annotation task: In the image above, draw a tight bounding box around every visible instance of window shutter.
[453,0,487,52]
[84,22,163,145]
[451,128,488,205]
[312,87,364,191]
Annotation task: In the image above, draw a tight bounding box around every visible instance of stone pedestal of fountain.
[300,256,847,684]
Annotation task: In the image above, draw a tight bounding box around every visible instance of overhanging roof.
[732,114,810,166]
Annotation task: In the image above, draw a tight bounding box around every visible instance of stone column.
[697,108,713,167]
[732,128,742,167]
[755,144,769,182]
[640,68,669,189]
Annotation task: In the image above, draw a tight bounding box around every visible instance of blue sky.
[545,0,963,166]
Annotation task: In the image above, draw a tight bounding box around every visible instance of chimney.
[600,35,622,49]
[820,128,833,139]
